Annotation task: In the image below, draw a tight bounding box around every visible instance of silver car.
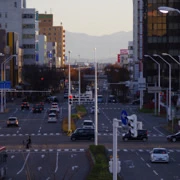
[48,113,57,123]
[150,148,169,163]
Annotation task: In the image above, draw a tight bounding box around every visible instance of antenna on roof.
[60,21,63,26]
[50,8,52,14]
[45,11,47,14]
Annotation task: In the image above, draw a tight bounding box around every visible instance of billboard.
[120,49,128,55]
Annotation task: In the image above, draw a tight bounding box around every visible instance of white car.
[82,120,94,129]
[51,103,60,112]
[150,148,169,163]
[48,113,57,123]
[90,106,99,114]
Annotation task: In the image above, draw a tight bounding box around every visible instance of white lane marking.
[38,167,42,171]
[16,151,30,175]
[171,158,175,162]
[11,155,15,159]
[153,170,158,176]
[41,154,45,158]
[54,151,59,173]
[146,163,151,168]
[140,157,145,161]
[153,126,165,136]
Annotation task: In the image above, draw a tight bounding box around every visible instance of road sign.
[121,110,128,125]
[148,86,162,93]
[0,81,11,89]
[138,78,146,90]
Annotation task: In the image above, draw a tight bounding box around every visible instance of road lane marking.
[54,152,59,173]
[140,157,145,161]
[153,170,158,176]
[16,151,30,175]
[146,163,151,168]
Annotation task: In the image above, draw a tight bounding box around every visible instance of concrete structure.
[38,14,65,67]
[37,35,47,65]
[0,0,37,65]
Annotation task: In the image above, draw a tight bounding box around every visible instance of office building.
[38,13,65,67]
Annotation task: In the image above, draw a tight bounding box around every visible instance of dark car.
[32,104,42,113]
[167,132,180,142]
[108,95,118,103]
[71,128,94,141]
[122,129,148,141]
[131,99,140,105]
[39,102,44,110]
[21,102,30,110]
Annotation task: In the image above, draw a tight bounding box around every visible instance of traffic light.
[127,114,137,137]
[69,95,73,105]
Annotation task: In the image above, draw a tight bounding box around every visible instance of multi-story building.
[37,35,47,65]
[0,0,37,65]
[133,0,180,93]
[38,13,65,67]
[47,42,58,68]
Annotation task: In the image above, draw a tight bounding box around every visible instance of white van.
[82,120,94,129]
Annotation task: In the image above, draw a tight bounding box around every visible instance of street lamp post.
[144,55,161,116]
[94,48,98,146]
[78,55,81,105]
[68,51,71,132]
[153,54,171,121]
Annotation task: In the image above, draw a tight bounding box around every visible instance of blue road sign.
[0,81,11,89]
[121,110,128,125]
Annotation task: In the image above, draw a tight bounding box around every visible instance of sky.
[27,0,133,36]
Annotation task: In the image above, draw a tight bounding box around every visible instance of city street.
[0,94,180,179]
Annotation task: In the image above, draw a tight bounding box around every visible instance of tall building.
[38,13,65,67]
[142,0,180,91]
[0,0,37,65]
[133,0,180,93]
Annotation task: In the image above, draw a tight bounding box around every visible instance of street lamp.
[94,48,98,146]
[158,6,180,14]
[144,55,161,116]
[78,55,81,105]
[153,54,171,121]
[68,51,71,132]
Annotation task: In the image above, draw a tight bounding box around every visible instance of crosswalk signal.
[69,95,73,105]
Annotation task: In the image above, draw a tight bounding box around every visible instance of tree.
[104,64,130,102]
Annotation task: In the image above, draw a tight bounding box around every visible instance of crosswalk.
[0,132,165,137]
[5,148,180,153]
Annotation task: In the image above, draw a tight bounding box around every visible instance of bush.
[87,145,115,180]
[76,105,87,118]
[62,117,76,132]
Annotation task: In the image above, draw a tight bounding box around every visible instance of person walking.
[26,136,31,149]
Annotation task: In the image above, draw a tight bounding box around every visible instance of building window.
[5,12,7,18]
[14,2,17,7]
[0,13,1,18]
[22,14,35,18]
[22,24,35,29]
[5,23,7,28]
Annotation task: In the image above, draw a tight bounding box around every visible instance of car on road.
[122,129,148,141]
[51,102,60,112]
[90,106,99,114]
[48,108,59,117]
[32,104,42,113]
[82,120,94,129]
[48,113,57,123]
[167,132,180,142]
[71,128,94,141]
[131,99,140,105]
[150,148,169,163]
[108,95,118,103]
[21,102,30,110]
[7,117,19,127]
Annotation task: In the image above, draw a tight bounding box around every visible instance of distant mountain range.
[65,31,133,63]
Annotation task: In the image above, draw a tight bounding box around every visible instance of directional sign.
[121,110,128,125]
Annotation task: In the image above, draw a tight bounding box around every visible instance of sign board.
[138,78,146,90]
[121,110,128,125]
[0,81,11,89]
[148,86,162,93]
